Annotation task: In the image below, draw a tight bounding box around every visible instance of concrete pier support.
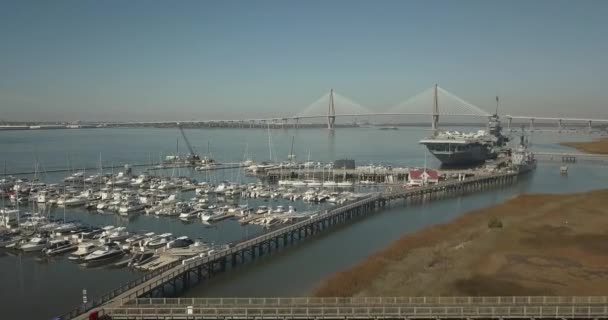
[530,118,535,131]
[328,88,336,130]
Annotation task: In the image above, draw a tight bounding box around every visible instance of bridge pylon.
[328,88,336,130]
[431,84,439,134]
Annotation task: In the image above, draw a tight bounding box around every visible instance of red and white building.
[407,168,440,186]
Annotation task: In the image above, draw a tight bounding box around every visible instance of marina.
[64,171,517,320]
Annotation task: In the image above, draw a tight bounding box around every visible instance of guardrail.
[102,305,608,319]
[125,296,608,306]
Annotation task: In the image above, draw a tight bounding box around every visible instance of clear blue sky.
[1,0,607,121]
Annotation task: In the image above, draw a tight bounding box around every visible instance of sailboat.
[337,165,353,187]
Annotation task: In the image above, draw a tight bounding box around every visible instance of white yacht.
[166,236,194,249]
[306,180,322,187]
[20,237,49,252]
[64,172,85,183]
[178,210,200,220]
[146,233,173,249]
[128,251,156,268]
[44,239,76,256]
[103,227,131,242]
[83,243,124,266]
[201,209,229,222]
[322,181,337,187]
[337,181,354,187]
[291,180,307,187]
[69,242,99,261]
[36,190,51,203]
[255,206,269,214]
[64,196,87,206]
[118,201,145,215]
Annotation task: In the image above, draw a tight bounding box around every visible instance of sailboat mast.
[289,136,295,161]
[267,123,273,162]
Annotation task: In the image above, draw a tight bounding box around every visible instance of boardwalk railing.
[101,303,608,319]
[125,296,608,306]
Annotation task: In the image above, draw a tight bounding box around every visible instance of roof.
[409,168,440,180]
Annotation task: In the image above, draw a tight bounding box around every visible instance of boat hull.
[426,146,492,166]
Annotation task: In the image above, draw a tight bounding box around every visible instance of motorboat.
[291,180,307,187]
[53,222,82,235]
[69,242,99,261]
[64,172,85,183]
[64,196,87,206]
[20,237,49,252]
[36,190,51,203]
[255,206,268,214]
[122,232,155,250]
[128,251,156,268]
[0,234,21,248]
[103,227,131,242]
[44,239,76,256]
[179,210,200,220]
[337,181,354,187]
[146,233,173,249]
[306,180,322,187]
[322,181,337,187]
[166,236,194,249]
[201,209,229,222]
[118,201,145,215]
[83,243,124,266]
[77,227,103,240]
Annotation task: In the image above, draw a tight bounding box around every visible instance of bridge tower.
[328,88,336,130]
[431,84,439,133]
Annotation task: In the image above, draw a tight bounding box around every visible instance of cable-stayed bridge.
[103,85,608,130]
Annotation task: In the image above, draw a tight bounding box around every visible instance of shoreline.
[561,138,608,154]
[313,190,608,297]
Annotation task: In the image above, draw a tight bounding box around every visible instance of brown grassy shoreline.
[314,190,608,297]
[561,138,608,154]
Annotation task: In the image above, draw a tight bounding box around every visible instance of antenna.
[495,96,500,115]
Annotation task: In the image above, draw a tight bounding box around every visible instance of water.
[0,127,605,319]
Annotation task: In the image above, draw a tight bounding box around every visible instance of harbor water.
[0,127,606,319]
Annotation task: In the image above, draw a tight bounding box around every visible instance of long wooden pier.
[64,172,518,320]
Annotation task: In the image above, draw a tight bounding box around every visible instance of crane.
[176,122,200,165]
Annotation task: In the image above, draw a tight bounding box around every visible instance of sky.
[1,0,607,122]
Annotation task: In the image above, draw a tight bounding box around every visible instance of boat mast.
[99,153,103,187]
[267,122,273,162]
[288,136,295,162]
